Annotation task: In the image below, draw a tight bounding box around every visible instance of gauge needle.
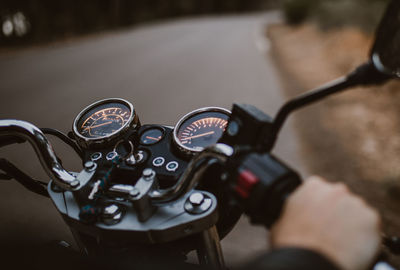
[83,121,113,130]
[182,131,215,140]
[146,136,161,141]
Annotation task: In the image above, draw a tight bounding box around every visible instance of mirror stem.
[265,61,391,151]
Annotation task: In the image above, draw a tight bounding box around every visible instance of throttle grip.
[229,152,302,228]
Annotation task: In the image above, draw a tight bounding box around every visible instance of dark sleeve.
[239,248,341,270]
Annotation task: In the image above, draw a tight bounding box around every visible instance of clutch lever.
[0,119,83,190]
[0,135,26,148]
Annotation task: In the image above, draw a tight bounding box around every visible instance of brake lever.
[0,158,49,197]
[0,135,26,148]
[0,119,81,190]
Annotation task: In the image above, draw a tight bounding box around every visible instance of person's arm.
[242,176,381,270]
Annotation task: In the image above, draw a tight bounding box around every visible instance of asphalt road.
[0,12,306,266]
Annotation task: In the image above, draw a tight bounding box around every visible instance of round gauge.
[173,107,230,154]
[140,127,164,145]
[73,98,139,147]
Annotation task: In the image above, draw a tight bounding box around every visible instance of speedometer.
[73,98,139,148]
[173,107,230,154]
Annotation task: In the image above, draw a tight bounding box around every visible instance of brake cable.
[0,158,49,197]
[40,128,83,159]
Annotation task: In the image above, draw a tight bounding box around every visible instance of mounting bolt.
[189,192,204,206]
[104,204,119,215]
[70,180,80,188]
[129,187,140,198]
[84,161,96,171]
[142,168,155,180]
[102,204,123,225]
[184,192,213,215]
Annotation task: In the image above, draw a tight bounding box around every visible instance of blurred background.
[0,0,279,46]
[0,0,388,46]
[2,0,400,268]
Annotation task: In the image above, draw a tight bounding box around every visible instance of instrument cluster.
[73,98,140,148]
[72,98,231,187]
[173,107,230,154]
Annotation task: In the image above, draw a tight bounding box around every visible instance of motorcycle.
[1,1,400,269]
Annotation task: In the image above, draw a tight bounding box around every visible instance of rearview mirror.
[371,0,400,78]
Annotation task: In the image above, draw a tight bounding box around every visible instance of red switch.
[235,170,259,199]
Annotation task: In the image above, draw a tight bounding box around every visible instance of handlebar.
[1,120,398,270]
[0,119,79,190]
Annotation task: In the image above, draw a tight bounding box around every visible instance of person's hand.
[270,176,381,270]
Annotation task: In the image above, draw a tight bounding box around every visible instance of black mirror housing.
[371,0,400,78]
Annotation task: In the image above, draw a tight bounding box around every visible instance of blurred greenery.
[282,0,318,25]
[283,0,390,32]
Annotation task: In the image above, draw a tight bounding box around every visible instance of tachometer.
[73,98,139,148]
[173,107,230,154]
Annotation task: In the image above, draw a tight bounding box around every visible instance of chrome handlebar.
[0,119,234,196]
[0,120,79,190]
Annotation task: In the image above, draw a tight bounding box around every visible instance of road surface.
[0,12,306,266]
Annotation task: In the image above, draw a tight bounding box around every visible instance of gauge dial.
[174,108,230,153]
[77,104,130,139]
[140,127,164,145]
[73,98,138,147]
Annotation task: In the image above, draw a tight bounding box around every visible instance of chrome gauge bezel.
[73,98,138,148]
[173,107,231,155]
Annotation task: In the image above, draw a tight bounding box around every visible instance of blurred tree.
[282,0,390,32]
[283,0,317,24]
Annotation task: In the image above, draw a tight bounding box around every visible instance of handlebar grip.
[0,135,26,148]
[230,152,302,228]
